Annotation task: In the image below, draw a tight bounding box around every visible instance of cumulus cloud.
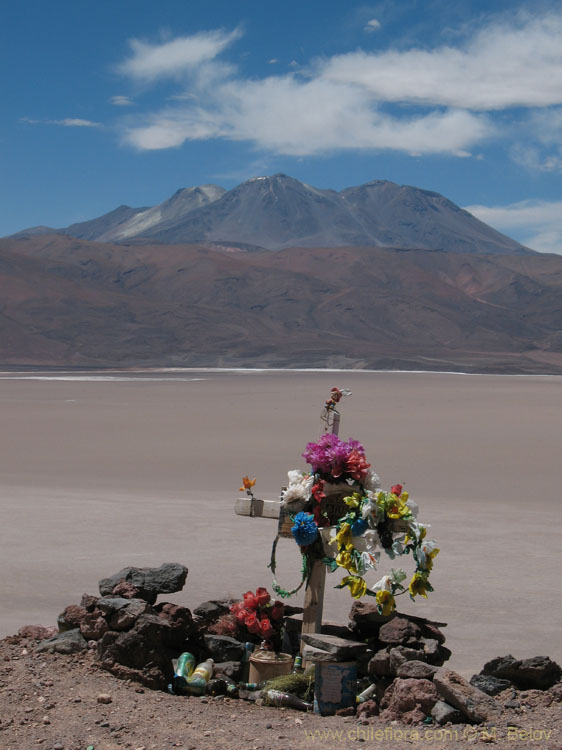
[113,11,562,161]
[117,28,242,81]
[465,199,562,255]
[321,12,562,110]
[364,18,381,32]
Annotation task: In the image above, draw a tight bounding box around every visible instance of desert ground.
[0,369,560,678]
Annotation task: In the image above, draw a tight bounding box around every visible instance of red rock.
[379,617,421,646]
[80,593,99,611]
[18,625,57,641]
[357,699,378,718]
[58,605,87,632]
[434,668,501,723]
[79,611,108,641]
[380,677,438,723]
[111,581,141,599]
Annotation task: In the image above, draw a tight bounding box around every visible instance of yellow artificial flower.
[409,572,430,598]
[240,476,256,491]
[422,544,440,571]
[334,523,352,548]
[336,545,358,574]
[375,589,396,617]
[343,492,362,509]
[340,575,367,599]
[387,498,410,519]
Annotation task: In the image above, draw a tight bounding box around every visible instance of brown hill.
[1,235,561,373]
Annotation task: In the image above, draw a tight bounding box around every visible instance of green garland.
[268,534,311,598]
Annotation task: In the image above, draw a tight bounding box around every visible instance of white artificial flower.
[405,498,419,517]
[372,575,392,592]
[363,470,381,491]
[356,551,378,576]
[281,470,314,505]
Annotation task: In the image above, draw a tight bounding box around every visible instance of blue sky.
[2,0,562,253]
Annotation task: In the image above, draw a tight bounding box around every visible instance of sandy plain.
[0,369,560,679]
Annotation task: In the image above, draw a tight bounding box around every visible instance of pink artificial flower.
[346,449,371,480]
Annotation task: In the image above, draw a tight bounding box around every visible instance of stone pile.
[19,562,562,728]
[34,563,194,690]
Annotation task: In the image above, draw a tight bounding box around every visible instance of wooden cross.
[235,388,351,645]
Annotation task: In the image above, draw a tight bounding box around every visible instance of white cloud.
[21,117,102,128]
[111,95,134,107]
[113,11,562,161]
[465,199,562,255]
[117,29,242,81]
[321,12,562,110]
[364,18,381,32]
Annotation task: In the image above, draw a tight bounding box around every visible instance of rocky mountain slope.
[1,234,560,373]
[10,175,529,255]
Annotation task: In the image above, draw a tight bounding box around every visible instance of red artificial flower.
[346,449,371,481]
[230,601,243,615]
[391,484,403,496]
[235,607,251,624]
[270,601,285,621]
[255,587,271,607]
[260,617,274,639]
[243,591,258,610]
[244,612,261,634]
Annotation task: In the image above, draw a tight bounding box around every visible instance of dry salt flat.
[0,368,560,679]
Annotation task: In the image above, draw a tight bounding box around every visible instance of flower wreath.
[279,432,439,616]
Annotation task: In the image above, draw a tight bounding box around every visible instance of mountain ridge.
[8,174,531,256]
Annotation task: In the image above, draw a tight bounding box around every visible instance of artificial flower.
[270,601,285,621]
[334,523,352,548]
[409,572,430,599]
[391,484,403,496]
[235,607,251,624]
[339,575,367,599]
[281,470,314,505]
[244,612,261,634]
[336,546,358,574]
[255,587,271,607]
[418,541,440,571]
[343,492,362,509]
[372,574,392,592]
[260,617,274,639]
[345,449,371,480]
[363,470,381,491]
[291,511,319,546]
[351,517,368,536]
[376,589,396,617]
[242,591,258,610]
[240,476,256,491]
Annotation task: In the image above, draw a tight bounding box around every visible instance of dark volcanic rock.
[470,673,513,696]
[431,700,463,725]
[368,649,392,677]
[80,594,100,612]
[98,563,188,605]
[397,660,438,679]
[300,633,368,659]
[213,661,242,681]
[192,599,233,623]
[155,602,195,648]
[97,613,174,690]
[203,634,245,662]
[36,629,88,654]
[481,654,562,690]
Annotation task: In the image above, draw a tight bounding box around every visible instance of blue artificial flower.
[351,518,368,536]
[291,512,319,547]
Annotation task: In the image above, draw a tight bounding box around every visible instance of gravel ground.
[1,635,560,750]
